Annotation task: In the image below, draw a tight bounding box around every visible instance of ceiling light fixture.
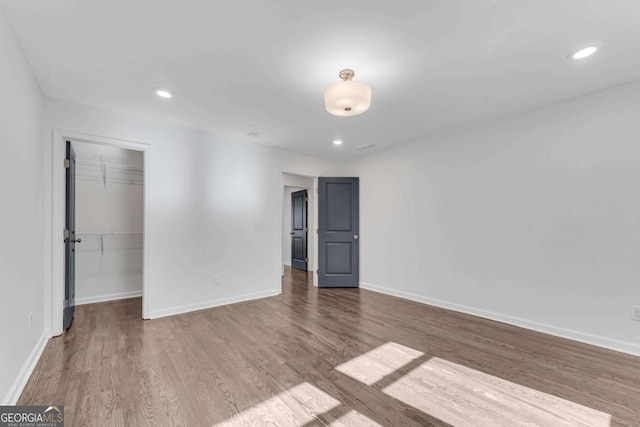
[324,69,372,117]
[333,139,343,145]
[154,88,173,98]
[570,46,598,60]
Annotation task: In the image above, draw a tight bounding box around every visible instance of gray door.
[291,189,308,271]
[64,141,78,330]
[318,177,359,287]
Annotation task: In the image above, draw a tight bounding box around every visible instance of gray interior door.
[63,141,78,330]
[290,189,308,271]
[318,177,359,287]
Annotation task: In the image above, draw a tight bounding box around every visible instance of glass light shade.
[324,80,372,116]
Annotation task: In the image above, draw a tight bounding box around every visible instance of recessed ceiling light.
[570,46,598,60]
[333,140,343,145]
[154,88,173,98]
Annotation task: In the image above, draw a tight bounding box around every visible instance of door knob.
[354,235,359,240]
[290,232,295,235]
[72,238,82,243]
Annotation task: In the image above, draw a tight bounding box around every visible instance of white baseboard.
[148,289,281,319]
[76,290,142,306]
[3,330,52,405]
[284,261,292,266]
[360,282,640,357]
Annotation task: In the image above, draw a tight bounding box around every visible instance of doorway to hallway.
[281,173,315,276]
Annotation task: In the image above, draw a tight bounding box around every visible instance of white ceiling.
[2,0,640,159]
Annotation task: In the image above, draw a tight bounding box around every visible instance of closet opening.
[50,130,150,336]
[63,141,144,329]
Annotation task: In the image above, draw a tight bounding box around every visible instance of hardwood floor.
[20,267,640,426]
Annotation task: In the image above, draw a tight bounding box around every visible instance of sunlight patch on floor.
[328,410,383,426]
[334,342,424,385]
[382,357,612,427]
[214,382,340,426]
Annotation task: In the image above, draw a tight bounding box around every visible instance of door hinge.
[316,228,318,234]
[305,258,308,263]
[64,158,70,169]
[63,229,70,240]
[305,197,309,202]
[305,227,308,232]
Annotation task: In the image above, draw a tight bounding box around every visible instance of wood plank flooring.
[19,267,640,426]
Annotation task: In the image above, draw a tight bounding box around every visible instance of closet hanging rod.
[75,161,143,173]
[75,176,143,185]
[76,232,143,237]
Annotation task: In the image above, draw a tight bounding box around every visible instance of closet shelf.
[75,232,143,255]
[76,175,144,186]
[76,160,143,173]
[75,157,143,187]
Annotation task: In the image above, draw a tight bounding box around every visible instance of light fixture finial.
[339,69,355,81]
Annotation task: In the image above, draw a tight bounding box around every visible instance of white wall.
[349,80,640,356]
[0,10,46,404]
[42,98,339,321]
[74,143,144,304]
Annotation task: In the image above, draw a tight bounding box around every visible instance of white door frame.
[50,129,151,336]
[279,170,319,290]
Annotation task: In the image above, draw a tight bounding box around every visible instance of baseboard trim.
[3,330,52,405]
[148,289,281,320]
[76,290,142,306]
[284,261,292,267]
[360,282,640,357]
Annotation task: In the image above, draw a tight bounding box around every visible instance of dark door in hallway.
[318,177,359,287]
[291,189,308,271]
[64,141,78,330]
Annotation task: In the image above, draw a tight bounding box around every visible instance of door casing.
[279,171,318,285]
[49,130,150,336]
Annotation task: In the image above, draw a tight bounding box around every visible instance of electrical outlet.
[213,276,221,287]
[631,306,640,321]
[29,312,33,330]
